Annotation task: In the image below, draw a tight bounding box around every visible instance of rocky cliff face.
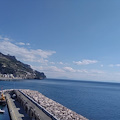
[0,52,46,80]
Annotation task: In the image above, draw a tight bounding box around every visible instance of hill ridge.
[0,52,46,80]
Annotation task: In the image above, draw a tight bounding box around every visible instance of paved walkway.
[6,93,31,120]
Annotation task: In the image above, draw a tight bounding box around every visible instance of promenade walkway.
[6,93,30,120]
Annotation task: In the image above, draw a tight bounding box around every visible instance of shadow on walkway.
[13,99,31,120]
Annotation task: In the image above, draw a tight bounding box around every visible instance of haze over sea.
[0,79,120,120]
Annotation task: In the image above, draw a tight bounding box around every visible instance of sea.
[0,79,120,120]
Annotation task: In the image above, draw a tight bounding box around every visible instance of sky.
[1,0,120,82]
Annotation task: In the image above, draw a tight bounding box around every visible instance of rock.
[21,89,88,120]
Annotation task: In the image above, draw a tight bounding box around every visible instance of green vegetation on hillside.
[0,52,46,79]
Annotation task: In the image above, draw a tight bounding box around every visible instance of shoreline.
[0,77,23,81]
[0,78,37,81]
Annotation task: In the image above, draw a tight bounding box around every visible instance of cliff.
[0,52,46,80]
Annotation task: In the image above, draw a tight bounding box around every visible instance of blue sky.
[1,0,120,82]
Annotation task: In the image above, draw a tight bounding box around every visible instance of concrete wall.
[5,89,88,120]
[14,90,53,120]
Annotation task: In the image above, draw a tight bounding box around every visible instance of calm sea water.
[0,79,120,120]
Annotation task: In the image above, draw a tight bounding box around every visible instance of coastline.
[0,77,23,81]
[0,77,45,81]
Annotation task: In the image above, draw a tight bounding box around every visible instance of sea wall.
[2,89,88,120]
[14,90,52,120]
[20,89,88,120]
